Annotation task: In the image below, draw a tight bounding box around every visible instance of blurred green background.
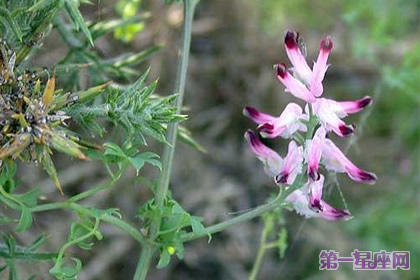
[12,0,420,279]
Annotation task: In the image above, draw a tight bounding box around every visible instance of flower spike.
[244,31,377,223]
[244,130,283,176]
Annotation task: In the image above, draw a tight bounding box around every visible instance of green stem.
[249,223,269,280]
[181,188,293,242]
[306,104,317,140]
[101,214,148,246]
[32,201,147,246]
[133,1,197,279]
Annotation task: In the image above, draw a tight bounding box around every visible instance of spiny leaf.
[28,0,58,12]
[42,71,56,108]
[53,81,110,109]
[39,146,63,194]
[0,133,31,159]
[0,7,23,41]
[63,0,94,46]
[50,133,88,161]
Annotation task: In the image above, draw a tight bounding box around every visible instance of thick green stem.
[133,1,198,279]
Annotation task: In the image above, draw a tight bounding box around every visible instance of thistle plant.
[0,1,380,279]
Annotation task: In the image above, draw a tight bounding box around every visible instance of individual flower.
[274,141,303,186]
[274,63,316,103]
[321,138,377,184]
[286,176,351,221]
[283,31,313,85]
[244,130,283,177]
[312,97,372,137]
[305,127,326,181]
[243,103,306,139]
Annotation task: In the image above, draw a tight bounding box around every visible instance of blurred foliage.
[114,0,145,42]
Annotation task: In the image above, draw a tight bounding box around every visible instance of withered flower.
[0,39,108,194]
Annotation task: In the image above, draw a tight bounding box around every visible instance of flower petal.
[284,31,312,84]
[306,127,326,180]
[308,175,324,211]
[258,103,305,139]
[312,98,355,137]
[322,139,377,184]
[310,36,333,97]
[243,106,276,124]
[330,96,373,117]
[275,141,303,185]
[244,130,283,176]
[317,201,352,221]
[286,188,318,219]
[286,182,351,221]
[274,63,316,103]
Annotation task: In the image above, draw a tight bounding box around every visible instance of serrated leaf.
[64,0,94,46]
[16,206,32,232]
[0,7,22,41]
[103,143,127,159]
[28,0,55,12]
[128,157,144,173]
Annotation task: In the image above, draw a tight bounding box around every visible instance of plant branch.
[133,1,198,279]
[249,221,270,280]
[181,187,293,242]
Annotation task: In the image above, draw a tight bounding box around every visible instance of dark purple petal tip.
[258,122,274,132]
[310,199,323,212]
[320,36,333,52]
[275,172,289,184]
[274,63,288,78]
[285,31,299,49]
[244,129,257,142]
[339,124,355,137]
[330,208,352,221]
[358,96,372,109]
[309,168,320,181]
[243,106,258,118]
[357,170,377,184]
